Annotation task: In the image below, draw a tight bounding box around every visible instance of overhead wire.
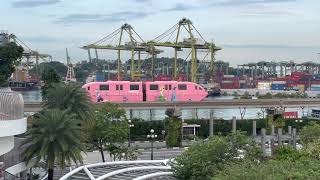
[152,23,179,43]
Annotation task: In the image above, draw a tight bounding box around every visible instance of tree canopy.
[0,42,24,86]
[23,109,85,180]
[41,68,61,99]
[44,82,93,125]
[30,61,67,78]
[88,103,128,162]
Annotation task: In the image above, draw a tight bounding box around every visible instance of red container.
[283,112,298,119]
[311,81,320,85]
[291,72,306,77]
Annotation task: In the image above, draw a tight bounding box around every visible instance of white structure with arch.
[59,160,176,180]
[0,88,26,156]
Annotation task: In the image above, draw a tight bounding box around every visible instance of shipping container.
[257,82,271,90]
[272,81,286,84]
[95,74,105,82]
[297,84,305,92]
[223,75,235,78]
[311,87,320,91]
[271,84,286,90]
[222,80,233,83]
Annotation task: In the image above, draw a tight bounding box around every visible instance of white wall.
[0,118,26,156]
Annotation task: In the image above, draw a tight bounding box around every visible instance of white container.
[224,75,235,78]
[222,80,233,84]
[272,81,286,84]
[257,82,271,90]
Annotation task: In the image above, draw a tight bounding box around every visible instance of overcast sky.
[1,0,319,66]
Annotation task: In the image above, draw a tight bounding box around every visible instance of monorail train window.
[87,86,90,91]
[150,84,159,90]
[130,84,139,90]
[165,85,172,90]
[178,84,187,90]
[195,86,198,90]
[100,84,109,90]
[116,85,123,90]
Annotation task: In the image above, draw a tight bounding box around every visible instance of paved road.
[83,148,185,164]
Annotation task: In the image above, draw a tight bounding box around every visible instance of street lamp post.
[161,130,166,140]
[147,129,157,160]
[128,120,134,147]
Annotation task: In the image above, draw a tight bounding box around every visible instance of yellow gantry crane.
[145,18,221,82]
[0,31,52,75]
[82,23,161,81]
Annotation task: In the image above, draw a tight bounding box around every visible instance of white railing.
[59,160,171,180]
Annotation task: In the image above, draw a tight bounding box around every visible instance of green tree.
[41,68,61,100]
[240,91,252,99]
[232,91,238,98]
[0,42,24,86]
[30,61,67,78]
[172,133,252,180]
[23,109,85,180]
[300,122,320,144]
[212,158,320,180]
[44,82,93,125]
[165,108,182,147]
[88,103,128,162]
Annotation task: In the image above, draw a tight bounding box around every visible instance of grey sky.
[1,0,319,66]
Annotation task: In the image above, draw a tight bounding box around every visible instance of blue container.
[95,74,105,82]
[311,87,320,91]
[271,84,286,90]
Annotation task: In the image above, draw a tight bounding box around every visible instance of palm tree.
[44,82,93,126]
[23,109,85,180]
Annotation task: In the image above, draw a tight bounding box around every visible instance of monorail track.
[24,98,320,112]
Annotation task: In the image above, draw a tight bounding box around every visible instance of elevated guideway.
[24,99,320,112]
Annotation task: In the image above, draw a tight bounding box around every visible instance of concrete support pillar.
[270,138,275,156]
[288,126,292,144]
[288,126,292,135]
[129,109,133,120]
[278,128,282,146]
[191,109,197,119]
[271,125,275,136]
[232,116,236,134]
[252,120,257,136]
[209,110,214,136]
[292,128,297,149]
[261,128,266,156]
[87,49,92,62]
[149,109,154,121]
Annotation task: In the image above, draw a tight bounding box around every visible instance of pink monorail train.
[82,81,208,102]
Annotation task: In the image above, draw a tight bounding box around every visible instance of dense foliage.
[258,92,308,99]
[300,122,320,144]
[213,158,320,180]
[88,103,128,162]
[0,42,24,86]
[165,108,182,147]
[30,61,67,78]
[171,132,255,180]
[172,122,320,180]
[41,68,61,99]
[23,109,85,180]
[44,82,93,125]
